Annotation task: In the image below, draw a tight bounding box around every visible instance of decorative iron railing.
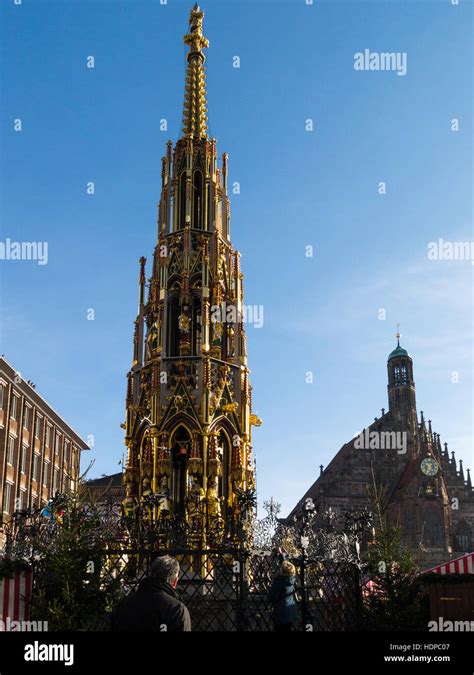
[2,492,371,631]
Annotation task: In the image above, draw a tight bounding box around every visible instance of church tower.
[386,337,454,561]
[387,330,418,452]
[122,5,258,537]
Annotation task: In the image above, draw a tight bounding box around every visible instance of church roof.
[388,343,410,361]
[285,410,392,521]
[86,472,123,487]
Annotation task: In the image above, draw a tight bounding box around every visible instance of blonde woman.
[268,560,298,631]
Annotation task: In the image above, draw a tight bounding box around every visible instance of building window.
[45,425,51,448]
[55,433,61,455]
[7,435,15,465]
[35,416,41,439]
[0,384,4,409]
[53,467,59,493]
[43,460,50,487]
[19,489,27,511]
[23,406,30,429]
[20,444,27,474]
[32,454,39,482]
[11,395,18,420]
[72,447,78,475]
[3,482,12,513]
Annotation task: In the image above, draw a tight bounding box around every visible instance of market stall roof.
[422,552,474,575]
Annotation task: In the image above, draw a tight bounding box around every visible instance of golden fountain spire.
[182,4,209,139]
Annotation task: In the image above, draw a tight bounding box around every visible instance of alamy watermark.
[24,641,73,667]
[427,239,474,264]
[428,617,474,632]
[0,617,48,632]
[354,428,407,454]
[354,49,407,76]
[209,301,264,328]
[0,238,48,265]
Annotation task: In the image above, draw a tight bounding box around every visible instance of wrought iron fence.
[2,490,370,631]
[96,546,362,631]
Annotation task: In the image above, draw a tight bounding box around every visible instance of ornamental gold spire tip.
[182,4,209,139]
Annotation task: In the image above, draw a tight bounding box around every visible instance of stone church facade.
[288,337,474,567]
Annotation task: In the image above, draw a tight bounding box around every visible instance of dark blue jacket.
[268,574,298,624]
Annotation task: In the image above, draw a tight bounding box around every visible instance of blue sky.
[0,0,472,516]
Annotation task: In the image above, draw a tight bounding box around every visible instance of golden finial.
[395,323,401,346]
[182,4,209,138]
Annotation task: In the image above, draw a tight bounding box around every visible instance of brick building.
[0,357,88,524]
[288,337,474,568]
[85,472,125,505]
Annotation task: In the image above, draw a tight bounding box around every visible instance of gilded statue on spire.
[182,4,209,138]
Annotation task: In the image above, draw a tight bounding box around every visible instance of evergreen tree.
[6,483,124,631]
[362,466,429,630]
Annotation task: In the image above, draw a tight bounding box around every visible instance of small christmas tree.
[6,484,124,631]
[363,466,429,630]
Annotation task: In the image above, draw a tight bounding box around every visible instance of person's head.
[280,560,296,577]
[150,555,180,588]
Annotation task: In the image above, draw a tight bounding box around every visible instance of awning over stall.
[422,552,474,575]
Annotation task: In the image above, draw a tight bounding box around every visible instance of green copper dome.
[388,343,410,361]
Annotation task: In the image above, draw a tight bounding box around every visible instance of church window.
[401,508,416,547]
[423,507,443,547]
[455,521,471,552]
[394,366,401,384]
[400,364,407,385]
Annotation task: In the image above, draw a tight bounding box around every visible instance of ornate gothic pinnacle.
[182,4,209,139]
[459,458,465,481]
[126,371,133,405]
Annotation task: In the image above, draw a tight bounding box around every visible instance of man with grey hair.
[111,555,191,632]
